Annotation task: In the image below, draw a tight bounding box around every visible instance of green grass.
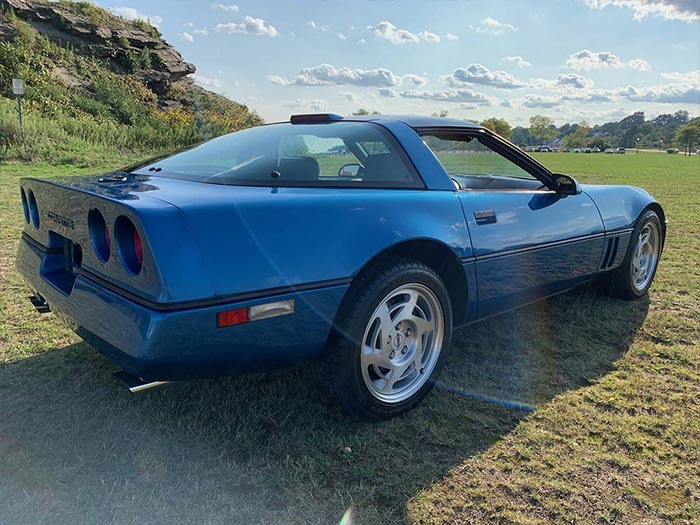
[1,152,699,524]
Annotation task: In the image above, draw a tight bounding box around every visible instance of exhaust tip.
[112,370,172,393]
[29,293,51,313]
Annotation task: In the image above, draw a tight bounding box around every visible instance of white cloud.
[502,56,532,68]
[211,3,239,12]
[397,89,494,106]
[418,31,441,43]
[565,49,651,71]
[445,33,459,41]
[337,32,346,40]
[378,88,398,97]
[180,32,193,42]
[402,73,429,86]
[193,28,209,36]
[284,99,328,112]
[108,7,162,27]
[555,73,595,90]
[523,95,560,108]
[582,0,699,22]
[474,17,518,35]
[615,82,700,103]
[339,92,361,103]
[269,64,402,87]
[660,70,700,83]
[628,58,652,71]
[215,17,278,37]
[308,20,329,31]
[193,75,223,89]
[500,99,513,108]
[357,38,367,45]
[373,21,420,44]
[446,64,525,89]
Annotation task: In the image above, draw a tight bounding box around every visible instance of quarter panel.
[582,184,658,231]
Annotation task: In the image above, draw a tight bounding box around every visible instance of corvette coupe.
[17,113,665,419]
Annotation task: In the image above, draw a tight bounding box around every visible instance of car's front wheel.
[599,208,663,299]
[314,260,452,419]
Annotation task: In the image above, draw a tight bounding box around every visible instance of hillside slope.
[0,0,262,164]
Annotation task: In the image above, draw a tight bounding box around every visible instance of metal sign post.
[12,79,24,130]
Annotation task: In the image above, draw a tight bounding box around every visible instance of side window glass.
[422,135,536,181]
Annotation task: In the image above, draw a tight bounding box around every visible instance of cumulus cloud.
[193,28,209,36]
[555,73,595,89]
[211,3,239,11]
[269,64,402,87]
[397,89,494,106]
[565,49,651,71]
[418,31,441,43]
[523,96,560,108]
[373,21,420,44]
[378,88,398,97]
[337,32,346,40]
[445,33,459,40]
[180,32,194,42]
[500,99,513,108]
[616,82,700,103]
[215,17,278,37]
[660,70,700,82]
[474,17,518,35]
[108,7,162,27]
[582,0,699,22]
[193,75,223,89]
[446,64,525,89]
[402,73,429,86]
[502,56,532,68]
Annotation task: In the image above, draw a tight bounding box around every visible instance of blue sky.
[99,0,699,125]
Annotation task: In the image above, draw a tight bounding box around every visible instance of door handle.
[474,210,497,224]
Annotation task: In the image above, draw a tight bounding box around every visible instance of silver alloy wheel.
[360,283,444,403]
[631,221,660,292]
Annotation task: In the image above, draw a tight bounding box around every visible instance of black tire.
[599,209,663,299]
[310,259,453,420]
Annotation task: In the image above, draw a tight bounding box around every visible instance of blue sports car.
[17,113,665,419]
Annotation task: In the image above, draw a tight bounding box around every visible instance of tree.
[675,119,700,156]
[480,117,512,140]
[431,110,449,118]
[563,120,590,148]
[352,109,380,115]
[529,115,556,145]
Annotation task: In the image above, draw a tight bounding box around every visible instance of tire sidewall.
[624,210,663,298]
[340,264,453,418]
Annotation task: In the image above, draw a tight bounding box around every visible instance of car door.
[420,129,605,318]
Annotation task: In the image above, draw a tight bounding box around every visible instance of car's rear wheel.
[312,260,452,419]
[599,209,663,299]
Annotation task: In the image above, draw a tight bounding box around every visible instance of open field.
[1,152,699,524]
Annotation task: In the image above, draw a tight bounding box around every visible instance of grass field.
[1,151,699,524]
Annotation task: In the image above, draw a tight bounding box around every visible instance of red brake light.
[133,228,143,267]
[217,308,249,328]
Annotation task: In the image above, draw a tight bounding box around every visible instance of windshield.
[132,122,422,188]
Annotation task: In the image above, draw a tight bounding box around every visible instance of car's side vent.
[600,236,620,269]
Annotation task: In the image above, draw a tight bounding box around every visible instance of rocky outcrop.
[0,0,195,95]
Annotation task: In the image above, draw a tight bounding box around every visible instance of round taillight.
[115,216,143,275]
[20,188,29,224]
[27,189,39,229]
[88,209,110,263]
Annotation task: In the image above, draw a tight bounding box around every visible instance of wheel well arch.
[644,202,666,239]
[351,239,469,324]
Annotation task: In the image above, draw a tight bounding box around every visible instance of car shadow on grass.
[0,286,649,525]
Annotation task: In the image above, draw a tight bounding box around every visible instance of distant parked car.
[573,148,581,153]
[538,146,551,152]
[584,148,592,153]
[616,148,626,154]
[525,146,537,152]
[666,148,678,154]
[604,148,614,154]
[592,147,601,153]
[562,147,570,152]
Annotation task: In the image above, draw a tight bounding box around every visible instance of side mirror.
[338,163,362,177]
[552,173,582,196]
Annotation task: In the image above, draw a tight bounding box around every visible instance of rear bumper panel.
[17,236,347,381]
